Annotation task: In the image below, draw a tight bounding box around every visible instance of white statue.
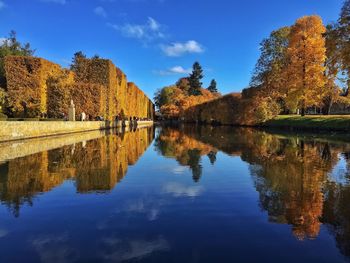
[68,99,76,121]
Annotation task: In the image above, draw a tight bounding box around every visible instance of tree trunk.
[300,100,306,116]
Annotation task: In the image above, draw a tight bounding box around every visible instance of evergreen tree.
[70,51,86,72]
[207,79,218,93]
[188,62,203,96]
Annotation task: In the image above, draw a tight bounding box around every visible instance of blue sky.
[0,0,344,99]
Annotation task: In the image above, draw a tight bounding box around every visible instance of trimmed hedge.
[4,56,154,120]
[4,56,62,117]
[183,93,279,125]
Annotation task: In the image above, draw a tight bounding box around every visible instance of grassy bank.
[263,115,350,131]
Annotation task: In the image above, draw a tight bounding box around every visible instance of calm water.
[1,125,350,262]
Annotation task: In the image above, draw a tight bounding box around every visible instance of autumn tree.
[322,23,342,114]
[250,26,290,100]
[338,0,350,93]
[284,16,327,115]
[207,79,218,93]
[0,31,34,88]
[188,62,203,96]
[176,77,190,94]
[153,86,175,109]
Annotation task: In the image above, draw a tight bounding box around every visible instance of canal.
[0,125,349,262]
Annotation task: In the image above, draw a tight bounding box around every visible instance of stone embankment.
[0,120,153,142]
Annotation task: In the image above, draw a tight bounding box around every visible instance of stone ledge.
[0,121,153,142]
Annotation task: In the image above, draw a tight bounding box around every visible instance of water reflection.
[155,125,350,258]
[0,126,154,217]
[154,128,218,182]
[3,125,350,261]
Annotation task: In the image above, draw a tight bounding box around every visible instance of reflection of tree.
[156,126,350,242]
[248,139,337,240]
[154,127,216,182]
[156,125,350,259]
[188,149,202,182]
[0,126,154,217]
[207,151,216,165]
[322,159,350,258]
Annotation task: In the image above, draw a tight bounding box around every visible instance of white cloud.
[0,1,5,9]
[148,17,160,31]
[94,6,107,18]
[163,182,204,197]
[109,17,165,43]
[169,66,191,74]
[161,40,204,57]
[40,0,66,4]
[154,66,191,76]
[0,38,5,45]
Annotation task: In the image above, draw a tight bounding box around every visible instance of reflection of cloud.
[0,228,8,238]
[101,236,169,262]
[96,199,162,228]
[31,233,78,263]
[163,182,204,197]
[172,166,188,175]
[126,199,161,221]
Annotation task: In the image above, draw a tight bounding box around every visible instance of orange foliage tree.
[154,76,220,120]
[284,16,327,114]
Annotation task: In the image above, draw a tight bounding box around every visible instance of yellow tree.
[285,16,327,115]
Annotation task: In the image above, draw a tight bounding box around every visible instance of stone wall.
[0,120,154,142]
[0,121,112,141]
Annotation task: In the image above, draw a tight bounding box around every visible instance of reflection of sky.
[163,182,204,197]
[31,233,78,263]
[329,154,350,185]
[0,130,349,262]
[100,236,169,262]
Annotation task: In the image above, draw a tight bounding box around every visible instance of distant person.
[81,112,86,121]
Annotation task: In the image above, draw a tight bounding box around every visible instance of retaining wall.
[0,121,153,142]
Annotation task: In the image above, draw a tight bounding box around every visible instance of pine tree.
[188,62,203,96]
[70,51,86,72]
[207,79,218,93]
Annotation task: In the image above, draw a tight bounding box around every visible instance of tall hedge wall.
[4,56,154,120]
[4,56,62,117]
[73,58,117,120]
[116,67,128,118]
[47,69,75,118]
[126,82,153,119]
